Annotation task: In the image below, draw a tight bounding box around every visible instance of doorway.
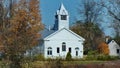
[76,51,78,56]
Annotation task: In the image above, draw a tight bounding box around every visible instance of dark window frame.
[69,47,71,53]
[62,42,66,51]
[61,15,67,20]
[57,47,60,53]
[117,49,119,54]
[47,47,52,55]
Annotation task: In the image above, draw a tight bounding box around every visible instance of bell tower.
[53,3,69,30]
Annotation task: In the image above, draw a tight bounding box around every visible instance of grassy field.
[63,61,105,65]
[32,60,120,68]
[0,60,120,68]
[31,60,106,68]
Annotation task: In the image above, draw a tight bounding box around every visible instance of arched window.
[62,42,66,51]
[75,47,79,51]
[47,47,52,55]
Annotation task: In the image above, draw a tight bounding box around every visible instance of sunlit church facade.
[39,4,85,58]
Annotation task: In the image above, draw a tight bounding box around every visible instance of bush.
[85,55,97,60]
[87,50,98,55]
[33,54,44,61]
[66,52,72,61]
[98,42,109,55]
[85,50,99,60]
[85,54,119,61]
[97,55,110,61]
[97,55,119,61]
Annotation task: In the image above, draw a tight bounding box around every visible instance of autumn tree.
[71,21,104,54]
[98,42,109,55]
[0,0,43,68]
[73,0,105,54]
[0,0,11,52]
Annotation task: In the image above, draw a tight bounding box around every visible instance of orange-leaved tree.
[98,42,109,55]
[0,0,43,68]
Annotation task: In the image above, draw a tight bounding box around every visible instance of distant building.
[39,4,85,59]
[106,38,120,56]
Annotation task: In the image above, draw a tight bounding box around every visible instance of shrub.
[98,42,109,55]
[97,55,119,61]
[85,54,120,61]
[66,52,72,61]
[85,55,97,60]
[97,55,110,61]
[85,50,99,60]
[87,50,98,55]
[33,54,44,61]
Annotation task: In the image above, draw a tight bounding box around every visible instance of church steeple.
[53,3,69,30]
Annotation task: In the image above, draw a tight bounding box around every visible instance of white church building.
[40,4,85,59]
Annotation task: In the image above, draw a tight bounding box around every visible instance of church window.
[47,47,52,55]
[117,49,119,54]
[69,47,71,53]
[62,42,66,51]
[75,47,79,51]
[61,15,67,20]
[57,47,60,53]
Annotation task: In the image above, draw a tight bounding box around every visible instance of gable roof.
[39,28,56,39]
[44,28,85,41]
[108,40,120,46]
[106,39,112,44]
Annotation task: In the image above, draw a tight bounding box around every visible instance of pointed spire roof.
[56,3,68,15]
[59,3,66,10]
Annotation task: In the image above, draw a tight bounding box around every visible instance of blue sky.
[40,0,80,27]
[40,0,114,37]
